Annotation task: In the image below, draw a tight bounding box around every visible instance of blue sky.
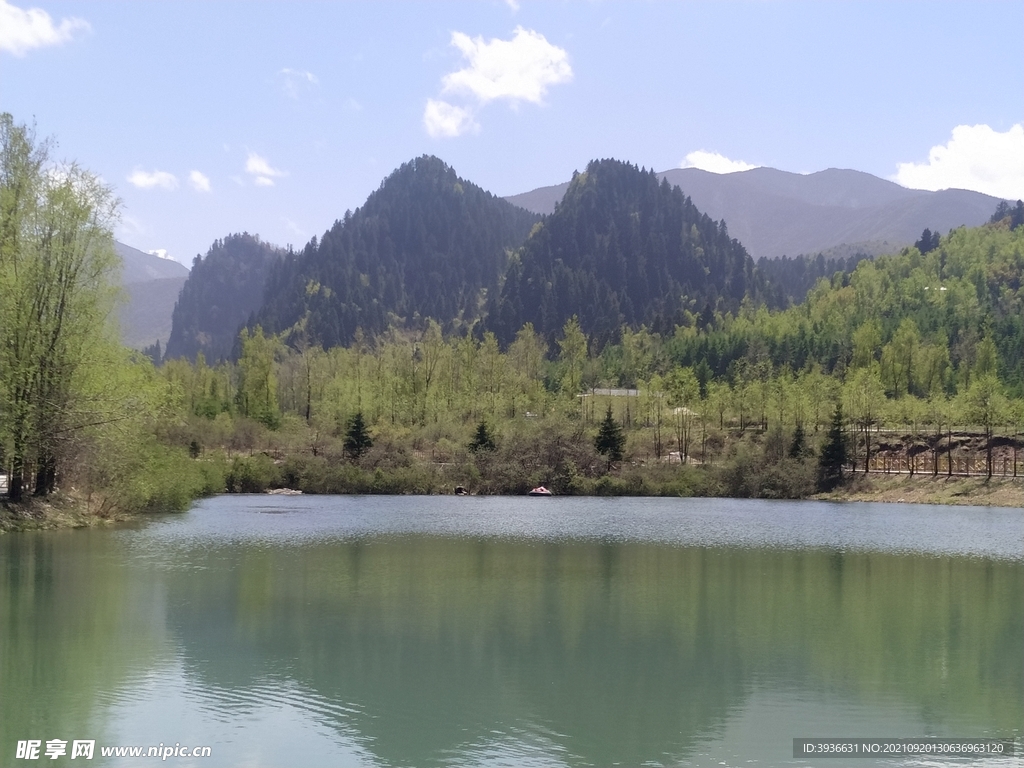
[2,1,1022,266]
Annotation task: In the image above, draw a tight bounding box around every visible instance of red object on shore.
[528,486,553,496]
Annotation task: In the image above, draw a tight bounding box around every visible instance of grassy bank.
[0,493,132,533]
[816,473,1024,507]
[1,450,226,533]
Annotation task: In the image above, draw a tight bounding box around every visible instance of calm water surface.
[2,496,1021,767]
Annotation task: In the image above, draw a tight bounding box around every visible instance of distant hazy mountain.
[115,241,189,349]
[506,167,1003,259]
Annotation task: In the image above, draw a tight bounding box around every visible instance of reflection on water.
[1,496,1021,767]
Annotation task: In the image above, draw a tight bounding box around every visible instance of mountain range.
[505,166,1003,260]
[150,158,1009,361]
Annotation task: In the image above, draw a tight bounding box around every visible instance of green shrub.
[225,454,281,493]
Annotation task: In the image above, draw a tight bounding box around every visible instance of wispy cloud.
[894,124,1024,200]
[424,99,480,138]
[245,152,286,187]
[0,0,89,56]
[189,170,211,193]
[424,26,571,138]
[117,214,146,239]
[282,216,307,243]
[278,67,319,99]
[127,169,178,190]
[504,0,521,12]
[680,150,759,175]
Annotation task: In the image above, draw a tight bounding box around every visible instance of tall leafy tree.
[0,114,120,500]
[960,375,1008,478]
[236,326,281,428]
[557,316,588,400]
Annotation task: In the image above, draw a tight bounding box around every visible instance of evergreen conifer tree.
[469,420,496,452]
[817,404,847,491]
[789,423,807,459]
[1012,200,1024,230]
[344,412,373,461]
[595,405,625,471]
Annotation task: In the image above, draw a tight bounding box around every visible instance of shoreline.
[3,473,1021,533]
[813,473,1024,507]
[0,494,139,533]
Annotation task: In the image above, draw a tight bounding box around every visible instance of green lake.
[1,496,1021,767]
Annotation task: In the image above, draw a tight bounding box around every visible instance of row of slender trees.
[0,114,200,510]
[0,115,124,501]
[159,312,1023,478]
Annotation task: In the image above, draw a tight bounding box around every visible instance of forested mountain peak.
[164,233,286,362]
[508,165,1002,260]
[487,158,761,348]
[252,155,539,348]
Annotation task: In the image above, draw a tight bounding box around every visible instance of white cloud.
[894,124,1024,200]
[148,248,174,261]
[681,150,759,174]
[245,152,286,187]
[189,170,211,192]
[504,0,521,12]
[127,169,178,190]
[423,99,480,138]
[0,0,89,56]
[279,68,318,99]
[442,26,571,105]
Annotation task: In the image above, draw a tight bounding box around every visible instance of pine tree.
[344,411,373,461]
[1012,200,1024,230]
[594,405,625,471]
[468,420,496,452]
[990,200,1012,223]
[789,423,807,459]
[915,228,940,254]
[817,403,847,491]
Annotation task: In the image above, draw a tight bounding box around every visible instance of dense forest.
[168,156,879,359]
[486,159,762,347]
[252,156,539,348]
[163,233,286,362]
[756,251,872,309]
[662,224,1024,393]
